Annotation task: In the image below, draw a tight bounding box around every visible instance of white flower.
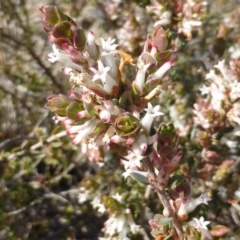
[123,151,144,168]
[131,134,147,155]
[189,216,212,240]
[199,85,210,95]
[141,103,164,133]
[122,168,132,179]
[154,11,172,27]
[66,119,91,134]
[102,126,115,145]
[68,119,99,145]
[205,69,223,89]
[229,80,240,102]
[112,193,123,203]
[122,167,148,182]
[103,100,121,115]
[100,37,118,53]
[209,82,224,112]
[101,53,118,79]
[221,137,238,149]
[78,193,88,203]
[104,210,140,238]
[186,192,211,213]
[191,216,210,230]
[104,214,127,236]
[91,196,106,214]
[215,60,228,80]
[147,60,174,82]
[48,44,83,71]
[90,60,118,93]
[229,44,240,59]
[134,60,151,92]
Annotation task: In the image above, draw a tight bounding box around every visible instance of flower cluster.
[193,59,240,147]
[146,0,207,39]
[40,5,174,163]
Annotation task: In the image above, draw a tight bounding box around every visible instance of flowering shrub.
[1,1,240,239]
[39,3,214,239]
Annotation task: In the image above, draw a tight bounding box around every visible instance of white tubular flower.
[99,36,118,79]
[103,101,121,116]
[147,60,174,82]
[101,53,118,79]
[189,216,212,240]
[100,37,118,53]
[214,60,228,80]
[131,134,147,155]
[48,44,83,71]
[134,61,151,92]
[70,119,99,145]
[90,61,118,93]
[186,192,211,213]
[141,103,164,133]
[66,119,90,134]
[110,135,125,144]
[86,31,99,59]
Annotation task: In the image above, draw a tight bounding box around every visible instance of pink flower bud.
[177,200,188,221]
[99,109,111,123]
[110,135,125,143]
[76,110,88,118]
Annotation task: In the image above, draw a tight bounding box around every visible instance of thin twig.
[5,192,70,217]
[1,31,64,92]
[144,158,183,239]
[155,188,183,239]
[7,131,67,161]
[46,162,75,184]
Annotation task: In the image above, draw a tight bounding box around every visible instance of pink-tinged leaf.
[210,225,230,237]
[73,27,86,50]
[52,21,73,39]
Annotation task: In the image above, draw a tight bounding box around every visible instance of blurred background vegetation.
[1,0,240,239]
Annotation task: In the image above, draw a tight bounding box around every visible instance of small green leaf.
[130,171,149,185]
[66,101,83,120]
[156,217,173,226]
[131,81,142,97]
[83,102,95,116]
[52,21,73,39]
[51,142,63,148]
[73,27,86,50]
